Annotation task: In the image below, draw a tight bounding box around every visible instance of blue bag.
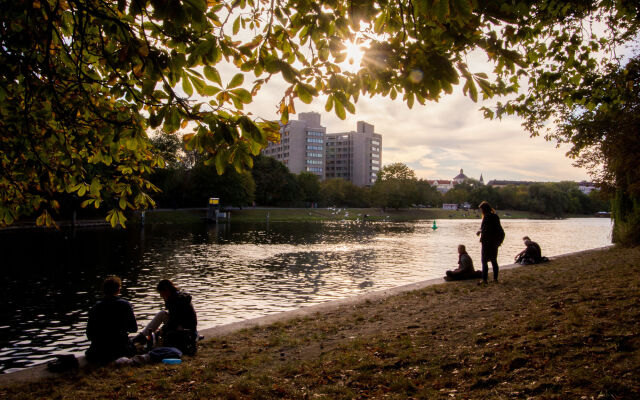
[149,347,183,363]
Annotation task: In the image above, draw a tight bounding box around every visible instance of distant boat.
[432,220,438,230]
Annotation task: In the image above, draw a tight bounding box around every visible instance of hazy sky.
[243,77,589,183]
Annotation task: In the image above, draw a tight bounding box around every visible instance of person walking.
[476,201,505,284]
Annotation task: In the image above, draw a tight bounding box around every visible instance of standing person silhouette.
[476,201,505,284]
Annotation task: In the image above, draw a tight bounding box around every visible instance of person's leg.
[481,245,489,283]
[491,246,499,281]
[140,310,169,336]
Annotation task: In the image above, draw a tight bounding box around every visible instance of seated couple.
[85,276,197,364]
[514,236,548,265]
[444,245,482,281]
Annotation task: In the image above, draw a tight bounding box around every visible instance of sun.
[341,40,366,73]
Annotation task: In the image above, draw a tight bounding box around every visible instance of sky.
[243,76,590,183]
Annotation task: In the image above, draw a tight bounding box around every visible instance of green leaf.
[296,84,313,104]
[325,95,334,112]
[232,17,241,35]
[204,66,222,86]
[232,88,252,103]
[334,98,346,120]
[182,73,194,96]
[228,73,244,88]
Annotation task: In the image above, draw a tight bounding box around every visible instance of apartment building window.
[306,167,323,172]
[372,140,380,145]
[307,159,322,165]
[372,166,379,171]
[306,152,323,158]
[307,138,323,143]
[371,153,379,159]
[306,145,322,151]
[307,131,323,136]
[371,146,380,152]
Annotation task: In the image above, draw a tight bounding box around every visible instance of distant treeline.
[149,135,609,217]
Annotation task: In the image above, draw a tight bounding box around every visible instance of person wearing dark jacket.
[86,276,137,363]
[515,236,544,264]
[476,201,505,284]
[136,279,198,354]
[445,245,482,281]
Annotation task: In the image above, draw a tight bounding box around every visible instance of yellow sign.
[209,198,219,205]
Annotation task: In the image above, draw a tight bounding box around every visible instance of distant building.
[427,179,454,193]
[325,121,382,187]
[442,203,457,210]
[428,168,479,193]
[479,173,484,185]
[453,168,468,184]
[262,112,326,178]
[579,181,597,195]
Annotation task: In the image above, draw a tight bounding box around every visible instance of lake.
[0,217,612,373]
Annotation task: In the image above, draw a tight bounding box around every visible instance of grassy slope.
[135,208,554,224]
[2,246,639,399]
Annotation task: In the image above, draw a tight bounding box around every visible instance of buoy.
[432,220,438,230]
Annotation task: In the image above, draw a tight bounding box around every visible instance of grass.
[132,207,559,225]
[2,245,639,399]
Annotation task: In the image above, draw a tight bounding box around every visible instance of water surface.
[0,218,611,373]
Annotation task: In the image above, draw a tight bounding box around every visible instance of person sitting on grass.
[445,245,482,281]
[86,276,138,363]
[514,236,548,265]
[134,279,198,355]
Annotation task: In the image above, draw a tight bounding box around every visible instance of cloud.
[241,65,588,183]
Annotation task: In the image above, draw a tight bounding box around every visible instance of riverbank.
[131,207,565,225]
[1,208,598,230]
[1,245,638,399]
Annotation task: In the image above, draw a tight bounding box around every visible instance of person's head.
[478,201,494,216]
[458,244,466,254]
[103,276,121,297]
[156,279,178,301]
[522,236,531,244]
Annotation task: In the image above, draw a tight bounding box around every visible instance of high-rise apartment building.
[261,112,326,177]
[325,121,382,186]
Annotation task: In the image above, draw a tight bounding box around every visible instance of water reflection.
[0,218,611,373]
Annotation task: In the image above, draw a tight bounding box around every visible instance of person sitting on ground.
[514,236,547,265]
[445,245,482,281]
[86,276,138,363]
[135,279,198,355]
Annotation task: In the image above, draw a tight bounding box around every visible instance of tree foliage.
[2,0,638,227]
[543,55,640,243]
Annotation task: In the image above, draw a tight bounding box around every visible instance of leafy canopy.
[1,0,638,227]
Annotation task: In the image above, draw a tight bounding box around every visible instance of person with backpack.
[476,201,505,284]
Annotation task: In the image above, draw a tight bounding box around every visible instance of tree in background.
[415,180,443,208]
[251,156,300,206]
[319,178,370,208]
[189,163,255,208]
[297,172,322,205]
[372,163,418,209]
